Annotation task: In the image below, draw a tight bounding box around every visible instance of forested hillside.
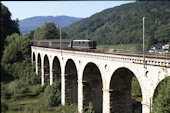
[19,16,83,34]
[65,1,170,49]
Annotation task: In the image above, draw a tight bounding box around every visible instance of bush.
[1,82,11,100]
[11,105,24,111]
[84,101,95,113]
[31,84,43,96]
[23,104,34,113]
[1,65,14,82]
[43,79,61,107]
[7,79,29,100]
[1,102,8,112]
[2,62,40,85]
[21,64,40,85]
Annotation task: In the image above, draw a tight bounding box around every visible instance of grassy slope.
[97,44,137,50]
[4,88,77,113]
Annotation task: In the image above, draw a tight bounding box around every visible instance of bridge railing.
[62,48,170,67]
[31,46,170,67]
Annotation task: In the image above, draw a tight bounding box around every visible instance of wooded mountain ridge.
[65,1,170,48]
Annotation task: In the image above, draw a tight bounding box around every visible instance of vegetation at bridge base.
[152,76,170,113]
[43,79,61,107]
[1,81,77,113]
[84,101,95,113]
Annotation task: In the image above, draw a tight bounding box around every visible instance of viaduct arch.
[32,52,36,65]
[31,46,170,113]
[37,53,41,77]
[83,62,103,113]
[109,67,142,113]
[65,59,78,105]
[44,55,50,85]
[52,56,61,83]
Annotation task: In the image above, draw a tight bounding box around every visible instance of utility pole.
[60,27,62,54]
[143,17,146,68]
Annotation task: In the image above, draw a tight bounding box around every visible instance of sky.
[2,1,135,20]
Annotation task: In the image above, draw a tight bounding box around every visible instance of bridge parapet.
[31,46,170,67]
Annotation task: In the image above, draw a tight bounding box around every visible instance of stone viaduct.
[31,46,170,113]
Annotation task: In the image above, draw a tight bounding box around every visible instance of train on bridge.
[31,39,170,60]
[31,39,97,50]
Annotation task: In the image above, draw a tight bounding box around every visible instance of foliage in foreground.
[1,33,41,84]
[84,101,95,113]
[1,81,43,112]
[1,33,30,81]
[43,79,61,107]
[152,77,170,113]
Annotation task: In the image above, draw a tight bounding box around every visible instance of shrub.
[8,79,29,100]
[21,64,40,85]
[10,104,24,111]
[23,104,34,113]
[31,84,43,96]
[1,102,8,112]
[84,101,95,113]
[1,82,11,100]
[43,79,61,107]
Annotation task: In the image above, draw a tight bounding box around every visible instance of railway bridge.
[31,46,170,113]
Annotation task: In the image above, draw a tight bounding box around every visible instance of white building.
[162,43,170,50]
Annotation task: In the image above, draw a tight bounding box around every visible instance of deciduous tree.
[33,22,68,40]
[0,3,20,59]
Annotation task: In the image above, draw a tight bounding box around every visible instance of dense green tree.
[28,30,35,40]
[0,3,20,59]
[33,22,68,40]
[1,33,31,81]
[2,33,30,65]
[152,77,170,113]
